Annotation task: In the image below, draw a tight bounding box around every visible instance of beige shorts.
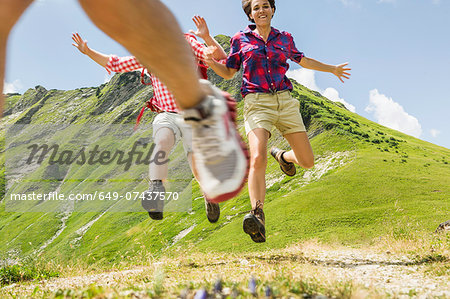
[243,90,306,136]
[152,112,192,154]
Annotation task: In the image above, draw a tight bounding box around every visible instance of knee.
[154,132,175,152]
[250,153,267,170]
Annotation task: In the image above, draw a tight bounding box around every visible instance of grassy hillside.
[1,72,448,267]
[0,36,448,272]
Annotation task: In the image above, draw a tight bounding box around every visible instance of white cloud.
[323,88,356,113]
[3,80,23,94]
[287,68,319,91]
[286,68,356,112]
[430,129,440,138]
[365,89,422,138]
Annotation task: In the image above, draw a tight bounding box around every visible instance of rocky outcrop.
[2,72,153,125]
[4,85,48,117]
[91,71,147,116]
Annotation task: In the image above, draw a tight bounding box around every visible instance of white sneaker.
[183,80,248,203]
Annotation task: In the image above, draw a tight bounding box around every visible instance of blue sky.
[5,0,450,149]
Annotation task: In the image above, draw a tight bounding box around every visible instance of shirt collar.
[244,25,281,42]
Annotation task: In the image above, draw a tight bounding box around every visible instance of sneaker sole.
[207,92,250,203]
[141,199,164,214]
[279,165,296,177]
[142,186,165,220]
[243,215,266,243]
[206,201,220,223]
[271,148,296,177]
[148,212,163,220]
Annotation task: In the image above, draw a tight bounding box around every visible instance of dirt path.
[2,245,449,298]
[298,248,449,297]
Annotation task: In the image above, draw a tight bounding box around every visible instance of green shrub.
[0,263,59,286]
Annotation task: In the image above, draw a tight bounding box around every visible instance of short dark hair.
[242,0,276,23]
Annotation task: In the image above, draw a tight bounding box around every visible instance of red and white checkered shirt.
[105,34,208,113]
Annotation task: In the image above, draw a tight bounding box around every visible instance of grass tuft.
[0,260,60,286]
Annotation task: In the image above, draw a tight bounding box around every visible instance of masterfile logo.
[4,124,192,213]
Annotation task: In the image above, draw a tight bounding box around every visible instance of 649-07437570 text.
[9,191,180,202]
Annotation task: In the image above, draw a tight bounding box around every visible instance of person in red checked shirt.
[206,0,351,243]
[72,16,228,222]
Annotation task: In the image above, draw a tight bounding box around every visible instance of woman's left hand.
[333,62,351,83]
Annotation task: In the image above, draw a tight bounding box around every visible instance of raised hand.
[189,15,209,40]
[333,62,351,83]
[71,32,89,55]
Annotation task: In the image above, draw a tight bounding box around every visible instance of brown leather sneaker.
[141,180,165,220]
[243,201,266,243]
[204,198,220,223]
[270,147,296,176]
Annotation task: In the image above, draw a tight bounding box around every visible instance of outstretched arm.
[72,32,110,68]
[299,57,351,83]
[203,46,238,80]
[72,32,143,73]
[189,16,227,60]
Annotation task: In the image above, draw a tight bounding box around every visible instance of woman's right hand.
[72,32,89,55]
[203,45,217,63]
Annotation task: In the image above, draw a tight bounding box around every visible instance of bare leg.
[247,128,270,209]
[283,132,315,169]
[149,127,175,181]
[0,0,34,117]
[78,0,205,109]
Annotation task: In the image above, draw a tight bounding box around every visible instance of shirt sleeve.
[286,33,304,63]
[185,34,208,62]
[105,55,145,73]
[226,35,242,70]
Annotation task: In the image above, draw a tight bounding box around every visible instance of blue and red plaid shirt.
[226,25,304,97]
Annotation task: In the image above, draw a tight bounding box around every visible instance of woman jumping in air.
[206,0,351,242]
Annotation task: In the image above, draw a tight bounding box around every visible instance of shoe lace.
[239,200,264,215]
[252,200,263,215]
[192,123,225,161]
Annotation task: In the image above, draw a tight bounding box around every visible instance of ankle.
[151,179,163,186]
[280,152,289,164]
[180,80,210,110]
[183,95,213,121]
[252,200,264,211]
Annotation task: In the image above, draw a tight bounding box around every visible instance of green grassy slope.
[180,83,450,253]
[0,54,448,266]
